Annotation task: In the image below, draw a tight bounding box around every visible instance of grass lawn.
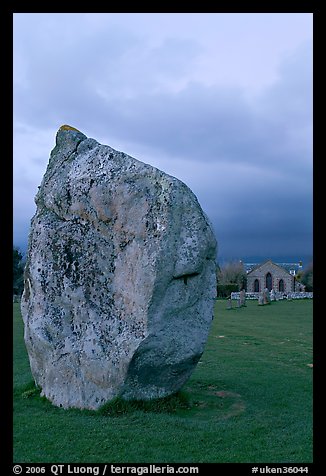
[13,299,313,463]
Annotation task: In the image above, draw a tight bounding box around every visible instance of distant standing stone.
[263,288,271,304]
[239,289,246,307]
[21,126,217,410]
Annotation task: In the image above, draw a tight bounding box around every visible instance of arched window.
[266,272,272,291]
[254,279,260,292]
[279,279,285,292]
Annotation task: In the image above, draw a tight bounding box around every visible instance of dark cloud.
[13,14,313,261]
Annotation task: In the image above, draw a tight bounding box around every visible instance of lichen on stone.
[58,124,81,132]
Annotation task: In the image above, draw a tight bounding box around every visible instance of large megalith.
[21,125,217,410]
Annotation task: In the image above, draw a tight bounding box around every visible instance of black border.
[7,3,320,474]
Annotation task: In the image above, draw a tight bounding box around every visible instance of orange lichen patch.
[58,124,81,132]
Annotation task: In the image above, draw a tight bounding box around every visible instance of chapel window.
[266,272,272,291]
[279,279,285,292]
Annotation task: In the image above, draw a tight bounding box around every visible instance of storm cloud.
[13,13,313,263]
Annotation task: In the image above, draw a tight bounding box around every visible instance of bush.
[297,261,313,291]
[216,260,247,290]
[217,283,239,298]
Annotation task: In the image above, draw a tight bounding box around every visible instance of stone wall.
[231,292,313,300]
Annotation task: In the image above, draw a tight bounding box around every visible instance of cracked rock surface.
[21,126,217,409]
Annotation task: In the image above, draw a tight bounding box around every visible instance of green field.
[13,299,313,463]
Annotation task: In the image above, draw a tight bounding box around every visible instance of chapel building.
[246,260,295,293]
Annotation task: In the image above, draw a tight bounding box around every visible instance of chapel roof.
[246,259,293,276]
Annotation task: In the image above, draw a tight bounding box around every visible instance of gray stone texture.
[21,126,217,410]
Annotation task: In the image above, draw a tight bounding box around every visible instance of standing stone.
[263,288,271,304]
[270,289,276,301]
[21,126,217,410]
[239,289,246,307]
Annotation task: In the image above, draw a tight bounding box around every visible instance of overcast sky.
[13,13,313,264]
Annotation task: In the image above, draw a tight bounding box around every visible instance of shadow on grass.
[16,379,244,422]
[98,391,191,416]
[16,380,192,416]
